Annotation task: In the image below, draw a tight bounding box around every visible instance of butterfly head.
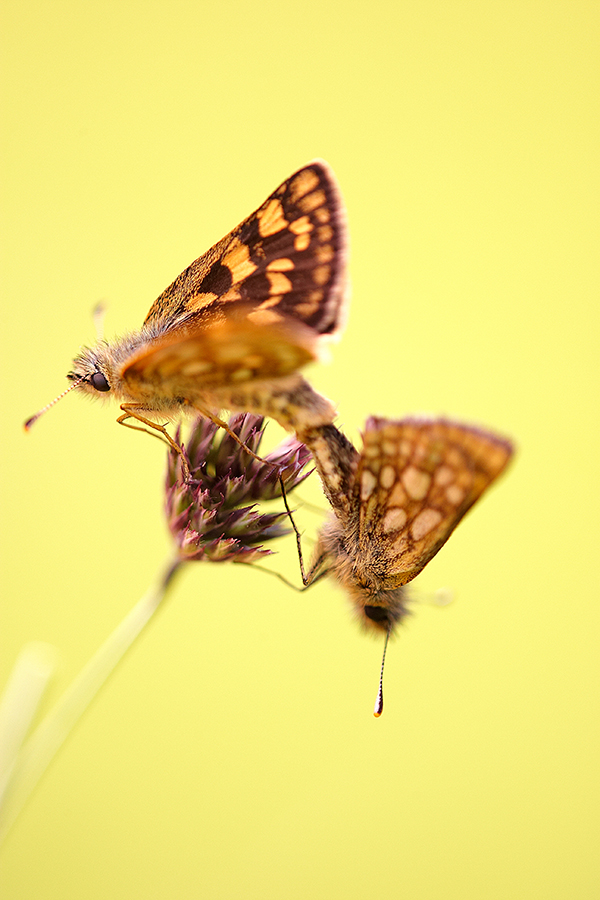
[313,515,407,718]
[315,514,410,635]
[342,565,410,635]
[68,342,118,399]
[68,329,154,403]
[24,340,122,430]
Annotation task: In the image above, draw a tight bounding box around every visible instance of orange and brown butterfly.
[292,416,514,714]
[25,160,349,446]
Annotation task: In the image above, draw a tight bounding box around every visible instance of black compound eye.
[90,371,110,392]
[364,605,390,624]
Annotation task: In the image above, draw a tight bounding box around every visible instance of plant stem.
[0,556,183,846]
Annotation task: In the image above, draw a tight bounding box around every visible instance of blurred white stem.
[0,644,57,800]
[0,557,182,846]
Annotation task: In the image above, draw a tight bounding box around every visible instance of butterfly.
[290,416,514,714]
[25,161,349,453]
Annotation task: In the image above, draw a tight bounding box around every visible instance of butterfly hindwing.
[121,305,320,392]
[353,417,513,585]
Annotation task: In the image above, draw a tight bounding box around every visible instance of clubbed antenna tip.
[373,626,391,718]
[24,377,85,431]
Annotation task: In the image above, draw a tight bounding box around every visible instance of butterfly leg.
[191,403,307,541]
[245,560,330,593]
[117,405,191,481]
[192,403,287,469]
[278,483,331,588]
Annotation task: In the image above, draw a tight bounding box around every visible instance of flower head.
[165,414,312,564]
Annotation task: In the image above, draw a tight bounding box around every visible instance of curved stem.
[0,557,183,846]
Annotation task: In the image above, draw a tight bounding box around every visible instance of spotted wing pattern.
[121,304,319,392]
[143,160,348,340]
[352,417,513,586]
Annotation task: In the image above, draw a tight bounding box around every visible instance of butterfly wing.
[353,417,514,586]
[121,304,321,394]
[143,160,349,342]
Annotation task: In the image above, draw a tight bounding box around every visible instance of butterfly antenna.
[24,377,86,431]
[373,624,392,718]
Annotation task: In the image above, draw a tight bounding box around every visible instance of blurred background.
[1,1,598,897]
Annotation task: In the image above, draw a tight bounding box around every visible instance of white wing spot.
[382,507,407,533]
[434,465,454,486]
[445,484,466,505]
[361,469,377,500]
[402,466,431,500]
[379,464,396,489]
[411,508,443,540]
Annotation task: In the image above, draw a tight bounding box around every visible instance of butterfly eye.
[364,606,390,624]
[90,371,110,392]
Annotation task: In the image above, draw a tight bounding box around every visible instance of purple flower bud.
[165,414,312,563]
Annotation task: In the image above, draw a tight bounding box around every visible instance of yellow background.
[1,1,599,897]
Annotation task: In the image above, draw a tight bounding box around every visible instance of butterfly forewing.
[354,417,513,586]
[142,160,348,340]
